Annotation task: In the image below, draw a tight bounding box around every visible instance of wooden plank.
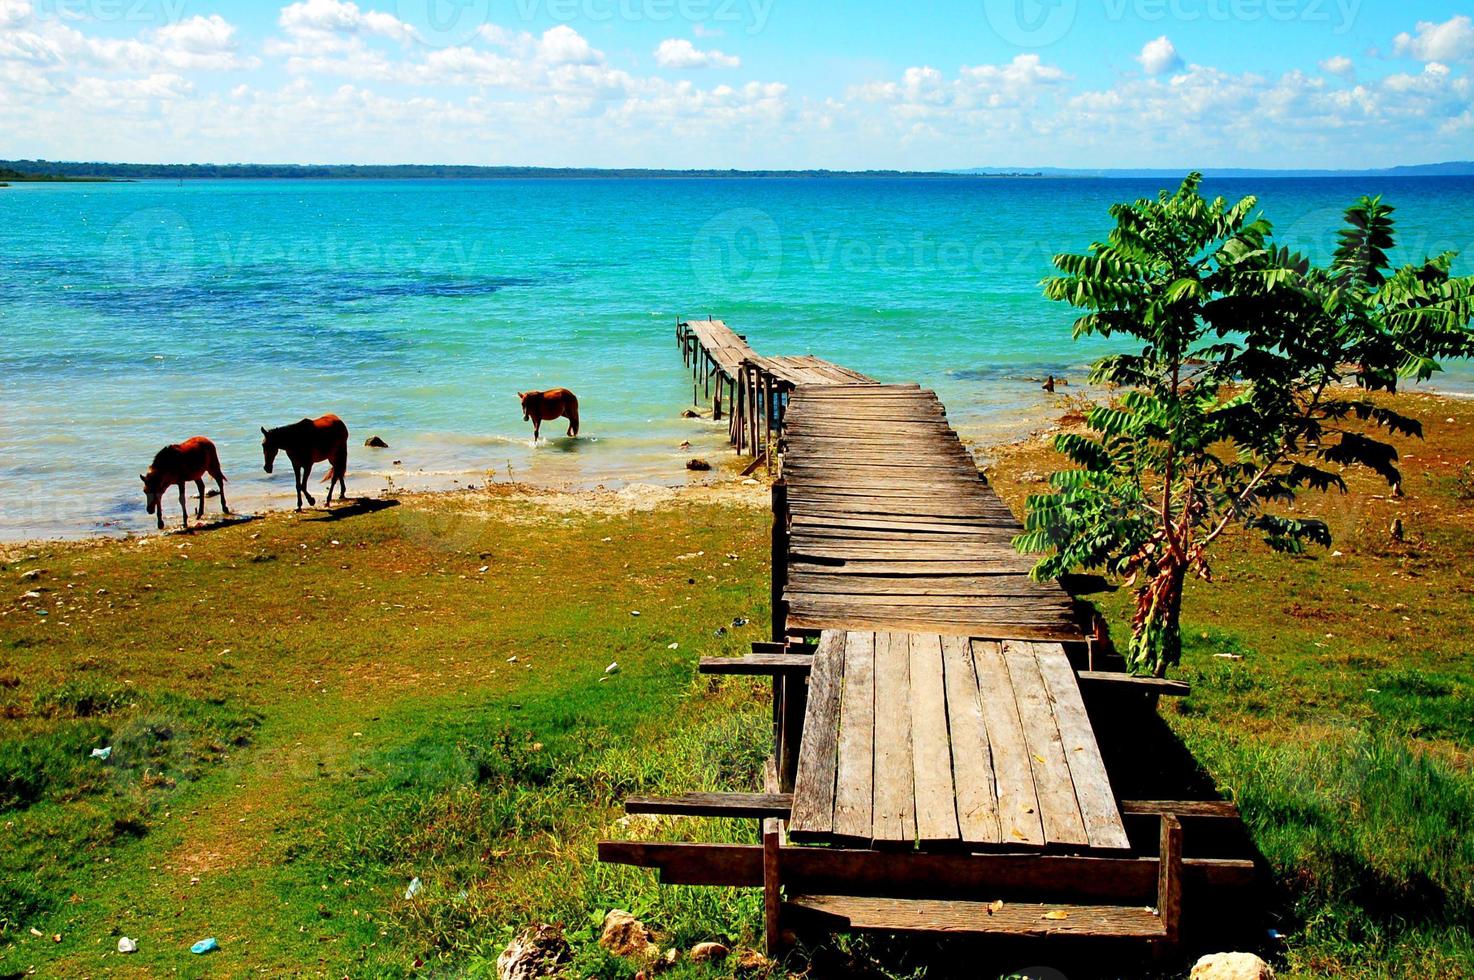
[831,631,876,846]
[785,895,1166,939]
[784,592,1074,612]
[941,635,1000,845]
[908,633,960,844]
[790,516,1015,535]
[1003,640,1090,847]
[970,640,1045,847]
[763,818,783,955]
[1078,671,1191,697]
[789,630,846,837]
[1158,814,1183,946]
[791,560,1038,577]
[597,840,1257,897]
[1120,800,1239,819]
[789,541,1031,560]
[699,654,814,676]
[788,611,1084,644]
[625,792,794,818]
[1035,643,1130,850]
[787,574,1064,597]
[871,631,917,845]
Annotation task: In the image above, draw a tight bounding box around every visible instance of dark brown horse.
[140,436,229,530]
[519,389,580,441]
[261,414,349,510]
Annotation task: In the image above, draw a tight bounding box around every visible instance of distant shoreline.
[4,159,1471,182]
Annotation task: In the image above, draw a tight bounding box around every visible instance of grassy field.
[2,390,1472,978]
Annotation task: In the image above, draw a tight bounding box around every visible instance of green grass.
[990,390,1474,979]
[2,391,1472,978]
[0,490,773,976]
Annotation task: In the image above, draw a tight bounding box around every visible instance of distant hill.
[954,162,1474,178]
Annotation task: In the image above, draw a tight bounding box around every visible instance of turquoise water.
[3,176,1472,539]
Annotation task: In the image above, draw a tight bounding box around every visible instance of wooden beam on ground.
[595,840,1256,900]
[785,895,1166,939]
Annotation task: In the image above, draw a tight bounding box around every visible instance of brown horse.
[140,436,229,530]
[261,414,349,510]
[519,389,580,441]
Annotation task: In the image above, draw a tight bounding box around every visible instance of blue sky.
[1,0,1471,167]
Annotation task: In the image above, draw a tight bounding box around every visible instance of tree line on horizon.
[0,160,1044,181]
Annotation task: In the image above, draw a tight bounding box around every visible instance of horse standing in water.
[519,389,580,441]
[260,414,349,510]
[140,436,229,530]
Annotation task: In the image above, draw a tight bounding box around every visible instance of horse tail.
[206,442,227,482]
[322,442,348,483]
[568,394,580,437]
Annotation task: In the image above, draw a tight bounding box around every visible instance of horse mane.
[150,444,184,470]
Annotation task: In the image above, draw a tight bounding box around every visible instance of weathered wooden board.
[908,633,960,843]
[871,631,917,844]
[831,630,876,845]
[790,631,846,837]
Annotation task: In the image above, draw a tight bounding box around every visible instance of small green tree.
[1015,174,1474,676]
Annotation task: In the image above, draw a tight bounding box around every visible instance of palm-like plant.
[1015,175,1474,676]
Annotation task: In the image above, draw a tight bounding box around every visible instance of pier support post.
[762,817,783,955]
[771,479,788,645]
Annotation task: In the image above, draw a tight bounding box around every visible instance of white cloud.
[654,38,740,69]
[70,72,194,106]
[850,55,1067,112]
[0,0,31,30]
[151,16,239,55]
[0,12,255,72]
[1137,36,1182,75]
[537,25,602,66]
[278,0,417,45]
[1319,55,1355,77]
[1393,15,1474,63]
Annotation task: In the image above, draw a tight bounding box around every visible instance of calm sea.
[3,176,1472,539]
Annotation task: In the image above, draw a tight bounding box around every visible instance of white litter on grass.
[117,937,138,953]
[667,642,679,650]
[605,662,620,674]
[404,877,422,900]
[90,746,112,760]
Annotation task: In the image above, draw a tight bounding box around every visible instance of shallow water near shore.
[3,175,1473,539]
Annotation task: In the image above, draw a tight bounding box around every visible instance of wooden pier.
[601,319,1255,958]
[676,316,874,457]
